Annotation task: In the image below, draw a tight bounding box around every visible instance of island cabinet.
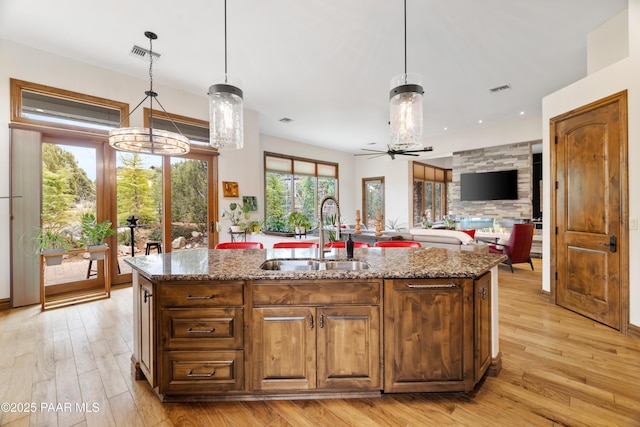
[251,279,382,395]
[156,280,245,396]
[383,274,492,393]
[137,275,155,387]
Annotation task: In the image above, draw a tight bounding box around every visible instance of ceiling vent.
[279,117,293,123]
[130,45,161,61]
[489,84,511,93]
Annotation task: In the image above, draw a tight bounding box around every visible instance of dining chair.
[374,241,421,248]
[324,241,370,248]
[273,241,319,248]
[215,242,264,249]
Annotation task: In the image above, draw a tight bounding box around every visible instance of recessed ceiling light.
[520,111,525,115]
[444,127,448,131]
[478,120,483,124]
[279,117,293,123]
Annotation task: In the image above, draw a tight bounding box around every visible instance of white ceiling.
[0,0,627,154]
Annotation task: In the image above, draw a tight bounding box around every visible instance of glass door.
[41,140,106,293]
[169,154,214,252]
[116,152,163,270]
[363,177,384,230]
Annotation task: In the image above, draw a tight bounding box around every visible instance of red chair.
[487,223,534,272]
[215,242,264,249]
[374,241,421,248]
[273,241,319,248]
[324,241,370,248]
[459,229,476,239]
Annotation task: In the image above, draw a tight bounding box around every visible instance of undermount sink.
[260,259,370,271]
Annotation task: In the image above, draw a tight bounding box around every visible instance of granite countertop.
[124,247,507,281]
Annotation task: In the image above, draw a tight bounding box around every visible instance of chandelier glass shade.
[389,0,424,151]
[108,31,190,156]
[209,0,244,150]
[209,79,244,150]
[389,72,424,150]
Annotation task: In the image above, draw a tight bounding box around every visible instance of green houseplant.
[287,211,312,235]
[80,212,115,260]
[222,202,250,232]
[36,227,71,266]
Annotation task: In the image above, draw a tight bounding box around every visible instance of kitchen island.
[126,247,506,401]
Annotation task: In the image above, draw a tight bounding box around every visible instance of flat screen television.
[460,169,518,201]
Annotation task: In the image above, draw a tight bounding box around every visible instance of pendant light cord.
[404,0,407,76]
[403,0,407,84]
[224,0,228,83]
[148,35,154,133]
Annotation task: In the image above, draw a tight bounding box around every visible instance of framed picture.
[243,196,257,211]
[222,181,239,197]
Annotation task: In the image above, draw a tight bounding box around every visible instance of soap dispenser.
[346,234,355,259]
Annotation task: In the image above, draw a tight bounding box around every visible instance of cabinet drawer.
[161,351,244,394]
[162,308,243,350]
[252,279,381,306]
[158,281,243,307]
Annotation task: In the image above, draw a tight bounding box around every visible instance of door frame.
[549,90,629,334]
[362,176,385,229]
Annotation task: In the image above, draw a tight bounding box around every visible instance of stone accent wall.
[452,142,532,219]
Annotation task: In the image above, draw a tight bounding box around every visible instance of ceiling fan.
[354,145,433,160]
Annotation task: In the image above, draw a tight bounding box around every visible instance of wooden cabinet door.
[252,307,316,391]
[317,306,380,389]
[139,281,155,386]
[474,272,492,383]
[384,279,473,393]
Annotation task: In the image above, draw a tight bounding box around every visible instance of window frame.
[10,78,129,134]
[412,162,452,225]
[264,152,339,227]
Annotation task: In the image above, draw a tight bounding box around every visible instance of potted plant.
[36,227,71,266]
[222,202,249,232]
[287,211,311,235]
[80,212,115,260]
[246,219,263,235]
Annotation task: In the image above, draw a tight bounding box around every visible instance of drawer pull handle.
[186,294,216,300]
[187,327,216,334]
[187,369,216,378]
[404,283,456,289]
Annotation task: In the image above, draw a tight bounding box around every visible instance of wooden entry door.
[551,91,628,331]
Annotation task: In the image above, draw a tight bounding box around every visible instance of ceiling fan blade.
[354,152,383,156]
[359,148,387,153]
[398,153,420,156]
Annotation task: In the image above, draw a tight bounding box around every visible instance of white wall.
[354,156,411,229]
[542,0,640,326]
[587,9,629,74]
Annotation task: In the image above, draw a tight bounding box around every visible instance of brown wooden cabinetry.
[384,276,491,393]
[251,279,382,393]
[474,272,492,382]
[156,281,245,396]
[138,275,155,386]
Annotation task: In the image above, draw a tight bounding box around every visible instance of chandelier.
[109,31,190,155]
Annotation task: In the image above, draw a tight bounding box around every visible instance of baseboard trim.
[488,352,502,376]
[628,323,640,341]
[0,298,11,311]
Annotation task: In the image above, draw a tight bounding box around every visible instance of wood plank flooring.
[1,259,640,426]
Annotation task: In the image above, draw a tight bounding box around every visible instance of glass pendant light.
[209,0,244,150]
[109,31,190,156]
[389,0,424,151]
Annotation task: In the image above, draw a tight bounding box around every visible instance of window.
[11,78,127,133]
[412,162,452,225]
[264,153,338,232]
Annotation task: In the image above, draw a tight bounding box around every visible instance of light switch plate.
[630,218,638,230]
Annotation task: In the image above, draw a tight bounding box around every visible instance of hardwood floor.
[1,259,640,426]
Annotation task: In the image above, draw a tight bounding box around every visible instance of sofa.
[393,229,488,252]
